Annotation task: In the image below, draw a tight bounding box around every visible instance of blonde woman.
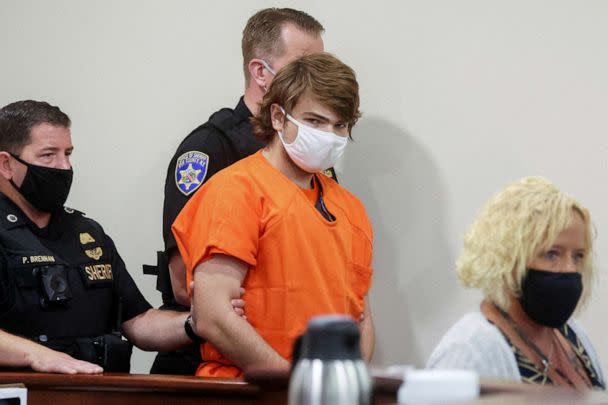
[427,177,604,390]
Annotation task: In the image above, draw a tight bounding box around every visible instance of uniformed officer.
[148,8,330,375]
[0,100,199,374]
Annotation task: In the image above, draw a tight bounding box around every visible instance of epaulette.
[208,108,238,133]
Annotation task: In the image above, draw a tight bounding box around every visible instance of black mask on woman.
[9,154,73,213]
[519,268,582,328]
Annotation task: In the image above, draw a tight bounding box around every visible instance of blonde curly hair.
[457,177,595,311]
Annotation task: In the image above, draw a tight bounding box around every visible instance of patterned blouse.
[498,324,605,388]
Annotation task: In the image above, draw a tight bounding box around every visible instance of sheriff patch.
[82,264,113,287]
[175,151,209,196]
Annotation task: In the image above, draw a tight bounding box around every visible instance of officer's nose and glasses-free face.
[10,123,73,186]
[8,123,74,212]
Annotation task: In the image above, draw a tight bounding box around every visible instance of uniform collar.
[0,193,32,230]
[235,96,253,121]
[0,193,73,238]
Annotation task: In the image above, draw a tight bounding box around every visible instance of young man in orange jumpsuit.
[173,52,374,377]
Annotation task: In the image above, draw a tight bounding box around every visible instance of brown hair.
[252,52,361,143]
[242,8,324,84]
[0,100,71,154]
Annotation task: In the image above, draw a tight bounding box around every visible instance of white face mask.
[278,107,348,173]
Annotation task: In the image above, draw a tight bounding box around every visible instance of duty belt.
[32,333,132,372]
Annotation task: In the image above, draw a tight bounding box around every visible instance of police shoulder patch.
[175,151,210,196]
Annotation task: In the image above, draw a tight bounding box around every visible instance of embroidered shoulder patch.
[85,247,103,260]
[79,232,96,245]
[175,151,209,196]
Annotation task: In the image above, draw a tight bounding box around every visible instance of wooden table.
[0,372,257,404]
[0,370,606,404]
[471,380,608,404]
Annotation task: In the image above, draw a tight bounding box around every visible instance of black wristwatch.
[184,315,205,344]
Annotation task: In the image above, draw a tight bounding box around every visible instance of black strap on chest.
[314,177,336,222]
[142,250,174,303]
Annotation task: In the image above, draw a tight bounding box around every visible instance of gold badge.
[85,247,103,260]
[80,232,96,245]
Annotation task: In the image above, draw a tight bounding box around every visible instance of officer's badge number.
[175,151,209,196]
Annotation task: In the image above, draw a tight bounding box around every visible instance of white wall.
[1,0,607,374]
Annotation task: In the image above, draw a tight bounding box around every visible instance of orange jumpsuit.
[173,151,373,377]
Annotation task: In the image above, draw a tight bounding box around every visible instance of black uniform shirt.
[0,195,152,340]
[162,97,264,253]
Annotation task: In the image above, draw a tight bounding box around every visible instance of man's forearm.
[359,296,375,362]
[0,329,39,368]
[0,329,102,374]
[195,308,288,372]
[122,309,190,351]
[193,255,288,372]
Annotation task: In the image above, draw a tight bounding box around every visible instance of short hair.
[0,100,71,154]
[242,8,324,84]
[251,52,361,143]
[457,176,595,312]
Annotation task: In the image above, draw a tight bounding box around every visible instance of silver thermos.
[288,315,372,405]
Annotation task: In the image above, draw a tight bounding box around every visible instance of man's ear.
[270,104,286,132]
[0,152,14,180]
[248,59,270,90]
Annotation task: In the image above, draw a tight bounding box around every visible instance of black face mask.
[519,268,582,328]
[9,154,73,213]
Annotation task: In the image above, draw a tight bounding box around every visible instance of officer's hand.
[28,345,103,374]
[232,291,246,319]
[190,282,246,318]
